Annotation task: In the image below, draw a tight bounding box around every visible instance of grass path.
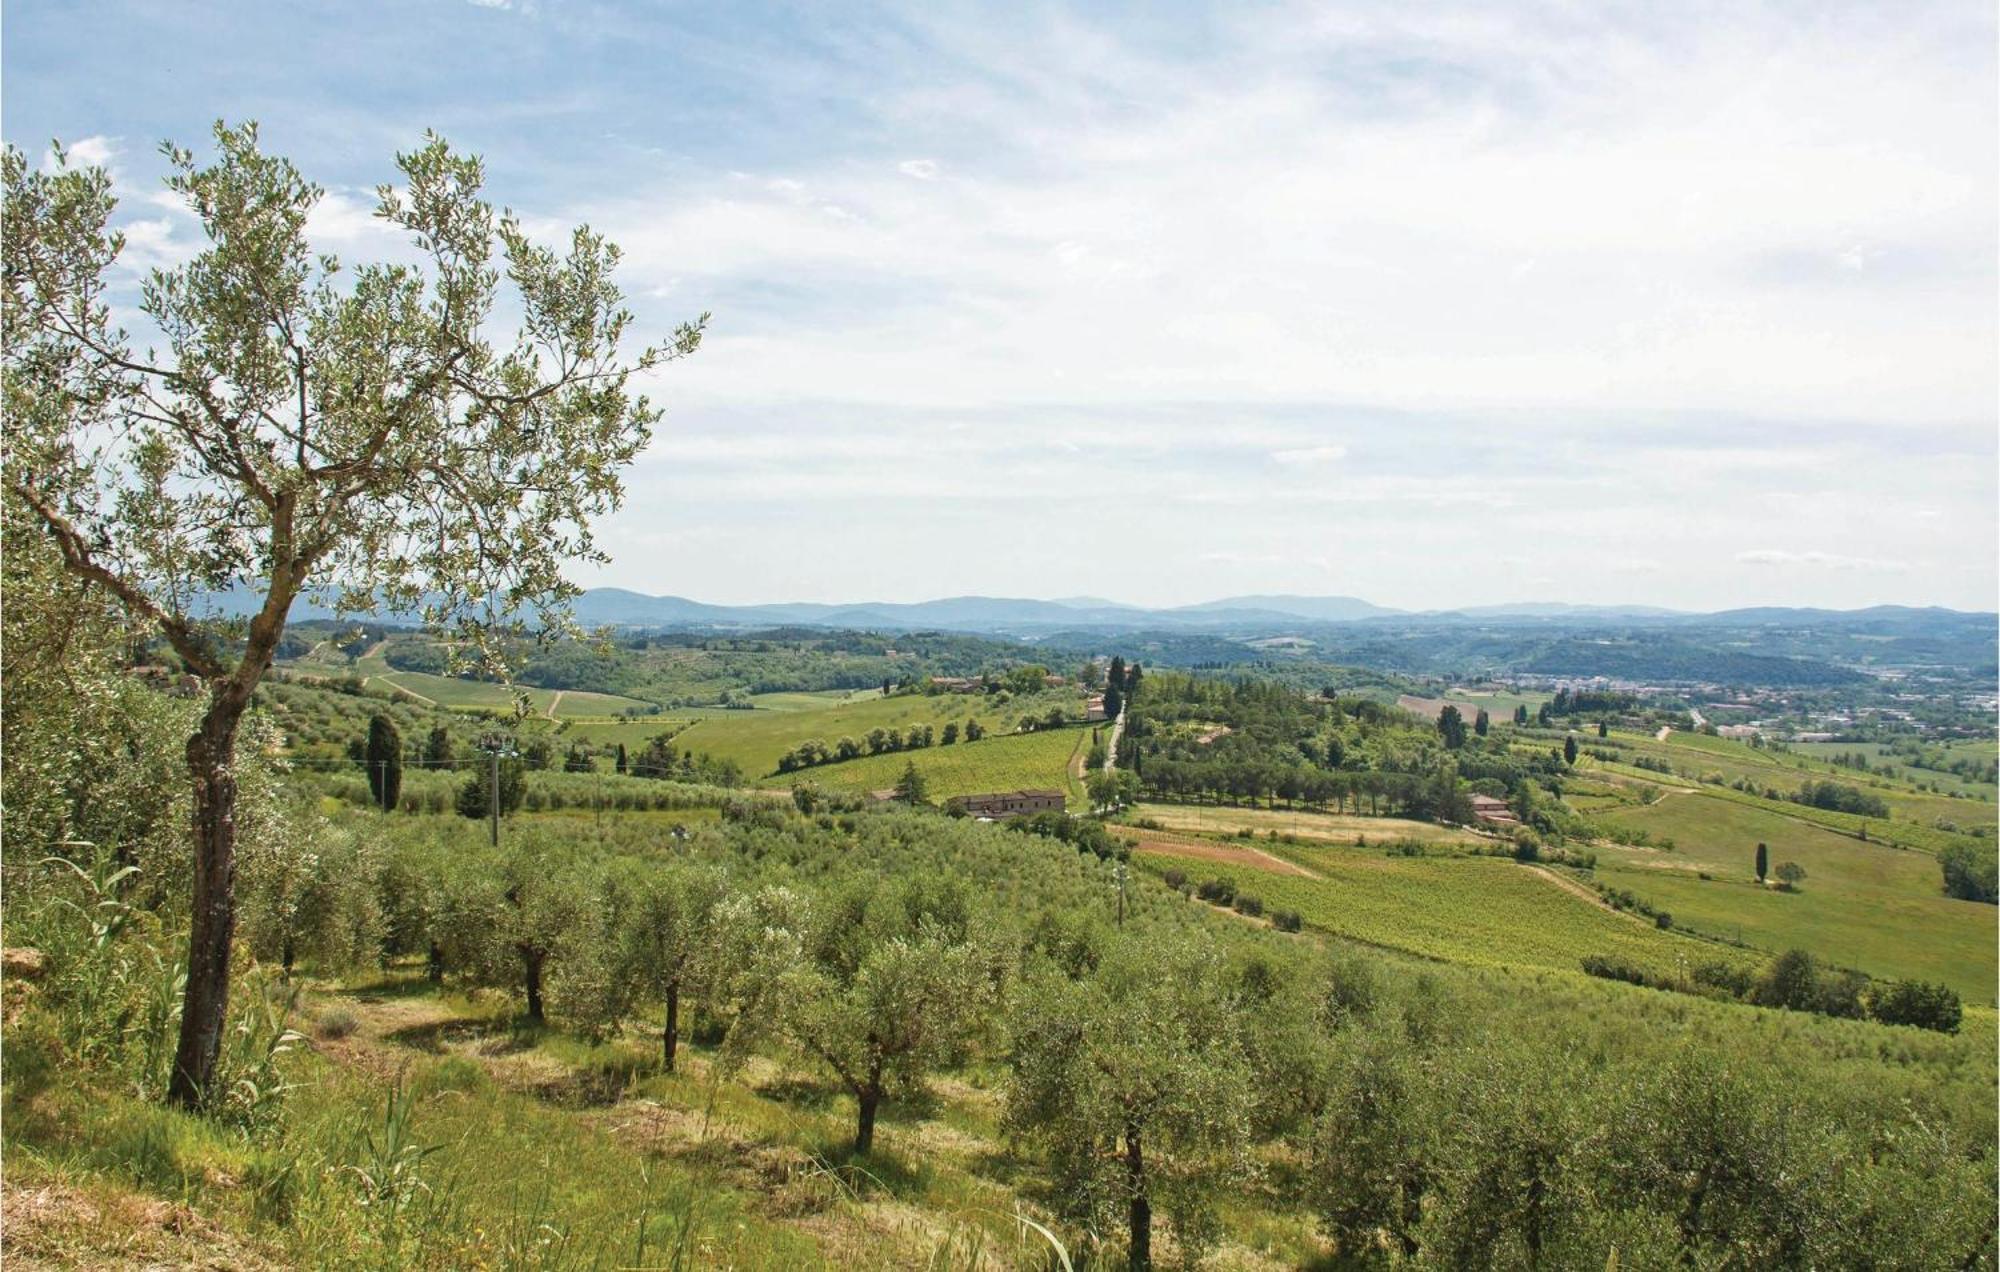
[290,977,1293,1269]
[1525,864,1647,925]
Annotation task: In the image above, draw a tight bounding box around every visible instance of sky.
[5,0,1996,611]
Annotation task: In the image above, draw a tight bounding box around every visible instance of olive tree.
[2,124,701,1108]
[623,861,729,1071]
[238,815,384,978]
[431,834,592,1024]
[1005,931,1254,1270]
[776,879,994,1153]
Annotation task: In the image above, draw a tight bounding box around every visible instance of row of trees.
[1134,758,1475,821]
[1582,946,1962,1033]
[775,718,988,773]
[1794,778,1892,819]
[1100,656,1142,721]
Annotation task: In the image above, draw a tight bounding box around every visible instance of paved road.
[1103,707,1125,772]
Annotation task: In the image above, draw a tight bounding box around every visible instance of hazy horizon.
[7,0,1994,612]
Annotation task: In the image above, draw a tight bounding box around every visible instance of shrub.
[1653,911,1673,930]
[1271,909,1303,933]
[1161,867,1187,891]
[1871,980,1963,1034]
[1232,894,1264,918]
[1752,949,1822,1012]
[1196,877,1236,905]
[1692,961,1753,997]
[315,1006,359,1040]
[1580,955,1650,987]
[1815,970,1868,1020]
[1939,842,1997,904]
[1322,955,1379,1021]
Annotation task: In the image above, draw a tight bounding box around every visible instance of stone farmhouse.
[948,789,1066,819]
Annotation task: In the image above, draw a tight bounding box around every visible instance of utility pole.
[478,732,517,848]
[1116,861,1127,927]
[488,747,500,847]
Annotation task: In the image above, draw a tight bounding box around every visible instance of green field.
[794,726,1092,806]
[1790,739,1999,799]
[744,689,882,712]
[1603,729,1997,833]
[1135,838,1745,979]
[285,644,656,719]
[1125,802,1486,847]
[597,688,1092,780]
[1589,791,1997,1000]
[1397,687,1550,721]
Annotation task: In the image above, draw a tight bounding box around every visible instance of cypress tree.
[1755,842,1768,882]
[366,713,403,811]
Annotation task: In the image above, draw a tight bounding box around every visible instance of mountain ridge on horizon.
[560,589,1990,632]
[196,583,1995,631]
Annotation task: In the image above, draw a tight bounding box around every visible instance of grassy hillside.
[1588,787,1997,1000]
[286,643,656,719]
[12,808,1995,1269]
[1135,837,1747,979]
[1603,728,1996,833]
[605,689,1091,781]
[799,727,1092,806]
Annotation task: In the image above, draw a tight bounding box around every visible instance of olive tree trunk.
[1125,1121,1152,1271]
[662,979,680,1071]
[853,1052,887,1153]
[522,946,547,1023]
[166,685,253,1109]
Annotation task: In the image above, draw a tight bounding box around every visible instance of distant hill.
[196,586,1995,650]
[1450,602,1685,620]
[1173,594,1402,622]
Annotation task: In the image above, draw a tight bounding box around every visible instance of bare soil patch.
[1122,830,1320,878]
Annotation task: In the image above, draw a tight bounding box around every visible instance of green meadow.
[796,727,1092,806]
[606,688,1092,781]
[1134,837,1748,980]
[1589,789,1997,1000]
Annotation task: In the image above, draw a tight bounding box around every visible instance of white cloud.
[67,135,116,168]
[582,2,1992,428]
[1736,549,1911,572]
[304,189,403,254]
[1271,444,1348,466]
[44,134,116,175]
